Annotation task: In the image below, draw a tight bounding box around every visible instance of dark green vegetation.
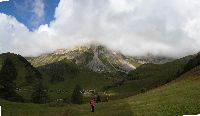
[38,60,79,83]
[0,51,200,115]
[181,53,200,74]
[71,85,83,104]
[31,81,49,104]
[0,58,23,102]
[1,64,200,116]
[0,53,115,102]
[106,54,195,99]
[0,53,41,86]
[35,58,116,102]
[0,53,41,102]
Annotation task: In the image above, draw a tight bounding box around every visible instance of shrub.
[96,95,101,103]
[71,85,83,104]
[0,58,24,102]
[31,81,49,104]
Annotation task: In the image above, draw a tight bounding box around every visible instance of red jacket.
[90,99,95,106]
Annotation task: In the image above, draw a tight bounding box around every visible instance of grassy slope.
[1,65,200,116]
[34,58,116,101]
[29,54,69,67]
[43,70,115,101]
[0,53,29,85]
[0,53,40,83]
[128,58,142,68]
[106,55,194,99]
[0,53,44,101]
[29,48,94,68]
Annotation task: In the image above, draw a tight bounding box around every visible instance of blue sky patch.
[0,0,60,30]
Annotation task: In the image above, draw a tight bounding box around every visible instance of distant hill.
[0,53,42,101]
[131,53,175,64]
[0,53,41,87]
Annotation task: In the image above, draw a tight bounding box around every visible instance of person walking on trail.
[90,98,95,112]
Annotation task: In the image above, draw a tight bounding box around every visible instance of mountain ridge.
[29,45,138,73]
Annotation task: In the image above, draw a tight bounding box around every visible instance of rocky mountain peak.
[30,44,137,74]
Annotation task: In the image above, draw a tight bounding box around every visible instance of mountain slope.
[85,65,200,116]
[0,53,42,101]
[0,53,41,87]
[29,45,138,74]
[104,53,195,99]
[28,46,197,101]
[1,60,200,116]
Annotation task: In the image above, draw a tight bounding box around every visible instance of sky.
[0,0,200,58]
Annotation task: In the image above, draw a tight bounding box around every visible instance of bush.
[96,95,101,103]
[0,58,24,102]
[140,88,146,93]
[31,81,49,104]
[182,53,200,74]
[63,97,71,104]
[71,85,83,104]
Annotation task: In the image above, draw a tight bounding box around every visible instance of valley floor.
[1,67,200,116]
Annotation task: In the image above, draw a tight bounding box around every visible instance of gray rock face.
[86,46,110,73]
[86,45,136,73]
[30,44,137,73]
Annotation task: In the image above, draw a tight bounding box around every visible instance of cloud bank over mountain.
[0,0,200,57]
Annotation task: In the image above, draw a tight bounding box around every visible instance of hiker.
[90,98,95,112]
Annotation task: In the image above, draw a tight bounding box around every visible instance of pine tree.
[31,81,49,104]
[96,95,101,103]
[0,58,23,102]
[71,85,83,104]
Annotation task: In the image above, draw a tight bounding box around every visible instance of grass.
[43,70,115,101]
[1,65,200,116]
[128,58,142,68]
[15,69,116,102]
[106,56,194,99]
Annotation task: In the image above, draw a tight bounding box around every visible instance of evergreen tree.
[96,95,101,103]
[31,81,49,104]
[183,53,200,74]
[71,85,83,104]
[0,58,23,102]
[50,71,64,83]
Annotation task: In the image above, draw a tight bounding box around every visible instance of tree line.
[0,58,83,104]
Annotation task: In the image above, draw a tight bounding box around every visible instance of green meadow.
[1,66,200,116]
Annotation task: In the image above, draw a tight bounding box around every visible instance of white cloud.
[1,0,200,57]
[30,0,45,28]
[32,0,45,18]
[13,0,45,28]
[0,0,9,2]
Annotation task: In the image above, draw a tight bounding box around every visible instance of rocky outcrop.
[86,46,110,73]
[30,44,137,73]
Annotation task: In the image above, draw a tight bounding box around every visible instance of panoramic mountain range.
[0,44,200,115]
[29,44,175,74]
